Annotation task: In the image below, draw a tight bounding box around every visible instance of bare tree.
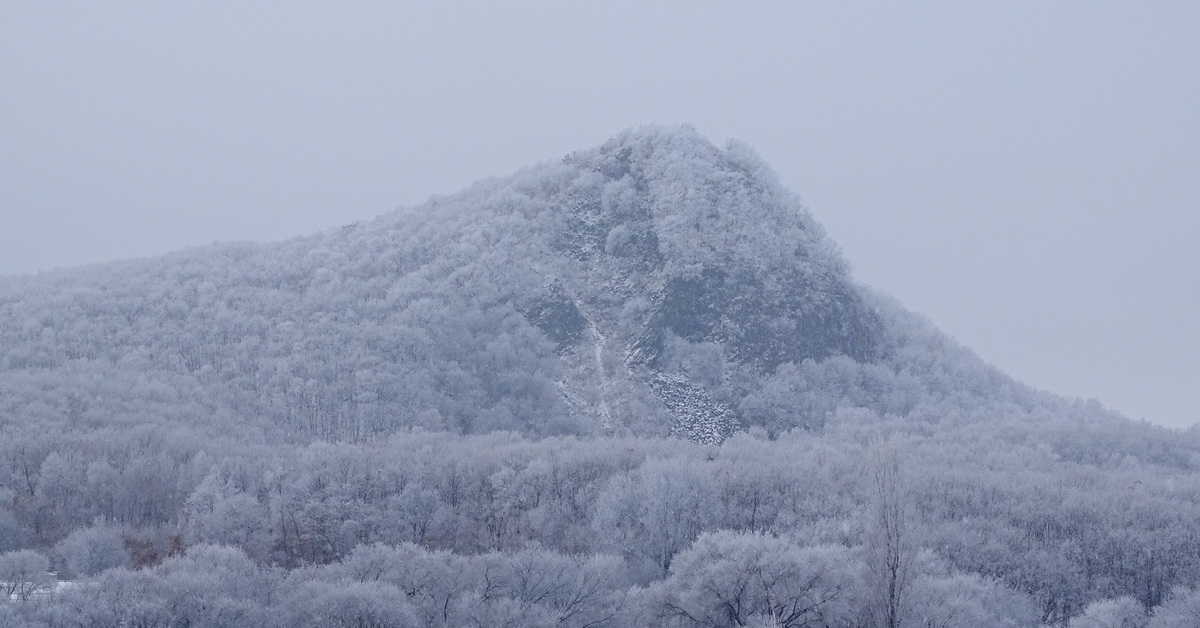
[642,530,864,628]
[0,550,53,602]
[865,437,918,628]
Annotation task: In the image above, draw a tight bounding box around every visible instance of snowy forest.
[2,127,1200,627]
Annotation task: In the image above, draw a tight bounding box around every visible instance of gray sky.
[3,3,1198,428]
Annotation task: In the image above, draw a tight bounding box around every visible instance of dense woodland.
[2,127,1200,627]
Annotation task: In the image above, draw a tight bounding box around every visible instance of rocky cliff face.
[509,126,883,441]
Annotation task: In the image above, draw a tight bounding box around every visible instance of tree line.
[3,424,1200,626]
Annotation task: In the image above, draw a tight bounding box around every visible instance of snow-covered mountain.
[0,126,1026,445]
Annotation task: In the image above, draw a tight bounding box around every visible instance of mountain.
[0,126,1018,444]
[4,126,1200,628]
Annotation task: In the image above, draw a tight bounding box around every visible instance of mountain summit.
[559,128,881,370]
[470,126,885,441]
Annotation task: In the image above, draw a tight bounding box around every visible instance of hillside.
[2,126,1200,627]
[0,127,883,442]
[0,126,1040,443]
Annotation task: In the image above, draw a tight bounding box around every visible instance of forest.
[2,127,1200,627]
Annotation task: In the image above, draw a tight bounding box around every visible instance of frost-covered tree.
[331,542,473,627]
[1148,585,1200,628]
[281,580,419,628]
[0,550,52,602]
[640,530,864,628]
[1069,596,1147,628]
[905,572,1040,628]
[592,457,718,579]
[865,437,919,628]
[57,524,129,577]
[0,491,23,554]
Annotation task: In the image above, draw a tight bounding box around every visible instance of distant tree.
[185,491,272,562]
[905,572,1040,628]
[0,492,23,553]
[0,604,36,628]
[479,547,627,628]
[865,437,919,628]
[333,542,473,627]
[448,591,558,628]
[640,530,865,628]
[1068,596,1147,628]
[660,332,725,389]
[58,524,129,577]
[148,545,276,628]
[14,565,151,626]
[592,457,718,580]
[0,550,53,602]
[1148,586,1200,628]
[281,580,419,628]
[738,362,821,436]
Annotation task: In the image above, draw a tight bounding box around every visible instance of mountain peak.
[547,127,879,366]
[465,126,884,439]
[563,126,846,276]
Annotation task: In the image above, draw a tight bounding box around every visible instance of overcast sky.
[3,3,1197,428]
